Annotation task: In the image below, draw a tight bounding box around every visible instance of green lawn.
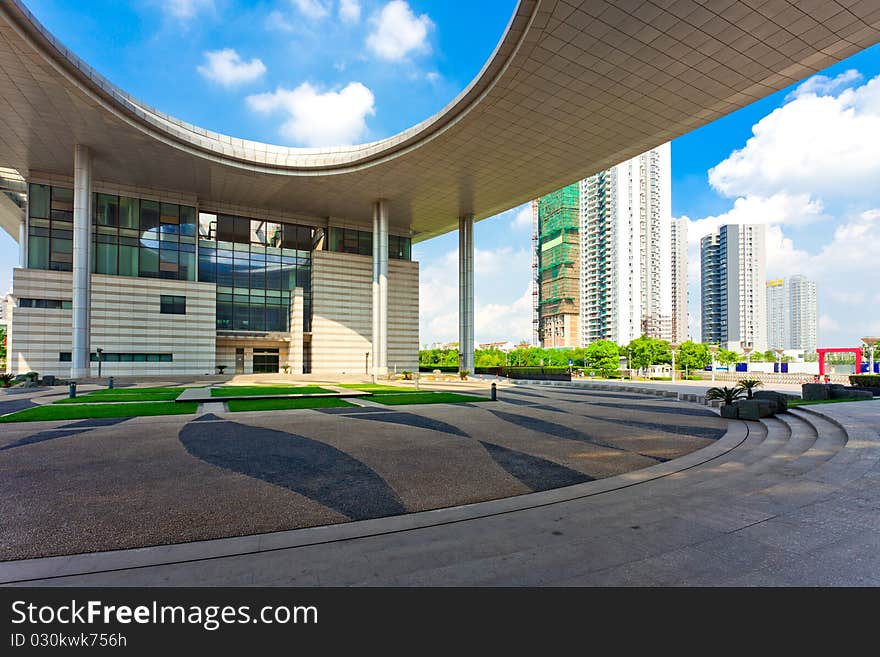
[211,385,332,398]
[370,392,490,406]
[53,387,190,404]
[0,401,199,423]
[226,397,356,412]
[789,396,878,407]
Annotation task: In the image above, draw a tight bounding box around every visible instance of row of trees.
[419,336,770,376]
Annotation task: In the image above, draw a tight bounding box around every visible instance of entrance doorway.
[253,348,280,373]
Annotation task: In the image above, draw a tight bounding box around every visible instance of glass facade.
[198,212,316,333]
[27,184,196,281]
[326,227,411,260]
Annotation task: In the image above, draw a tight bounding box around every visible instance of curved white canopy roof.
[0,0,878,241]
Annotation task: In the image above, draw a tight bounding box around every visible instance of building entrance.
[253,348,280,373]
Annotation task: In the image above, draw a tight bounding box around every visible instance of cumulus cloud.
[509,205,533,231]
[291,0,330,20]
[419,245,534,344]
[246,81,375,146]
[162,0,213,20]
[339,0,361,23]
[197,49,266,86]
[366,0,433,61]
[786,69,863,100]
[709,73,880,200]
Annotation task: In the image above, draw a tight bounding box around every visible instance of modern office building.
[767,275,818,352]
[534,143,674,348]
[0,1,876,378]
[700,224,767,353]
[670,217,689,344]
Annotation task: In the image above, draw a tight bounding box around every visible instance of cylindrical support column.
[458,214,474,374]
[71,144,92,379]
[18,209,27,267]
[372,200,389,376]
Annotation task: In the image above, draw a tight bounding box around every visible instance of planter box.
[720,404,738,419]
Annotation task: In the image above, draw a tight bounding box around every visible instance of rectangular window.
[95,193,118,227]
[141,200,160,232]
[160,294,186,315]
[119,196,139,230]
[29,184,50,219]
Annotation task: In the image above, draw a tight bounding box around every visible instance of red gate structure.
[816,348,862,376]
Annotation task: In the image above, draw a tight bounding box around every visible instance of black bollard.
[108,376,114,389]
[68,382,77,398]
[490,382,497,401]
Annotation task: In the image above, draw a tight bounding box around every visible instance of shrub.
[402,370,413,380]
[738,379,763,399]
[459,370,470,380]
[419,365,458,373]
[706,386,746,405]
[0,373,14,387]
[850,375,880,387]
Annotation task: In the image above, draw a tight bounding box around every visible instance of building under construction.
[534,183,580,348]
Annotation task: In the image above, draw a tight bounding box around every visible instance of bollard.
[68,382,77,398]
[108,376,114,389]
[490,382,497,401]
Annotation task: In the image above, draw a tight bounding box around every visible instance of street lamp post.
[741,341,753,373]
[862,337,879,375]
[708,344,718,383]
[96,347,103,379]
[670,342,680,384]
[774,347,785,374]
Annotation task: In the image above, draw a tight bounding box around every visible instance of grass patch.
[226,397,355,412]
[337,383,414,393]
[211,385,332,398]
[789,397,878,407]
[371,392,489,406]
[0,401,199,423]
[53,387,189,404]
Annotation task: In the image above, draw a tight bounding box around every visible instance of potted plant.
[401,370,412,380]
[738,379,763,399]
[281,364,290,374]
[706,386,745,418]
[216,365,227,375]
[459,370,470,381]
[0,373,13,388]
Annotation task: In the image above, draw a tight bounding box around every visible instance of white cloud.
[339,0,361,23]
[418,245,534,344]
[425,71,440,84]
[366,0,433,61]
[246,81,375,146]
[709,74,880,200]
[162,0,213,20]
[266,9,296,32]
[786,69,863,100]
[197,49,267,87]
[292,0,330,20]
[509,205,533,231]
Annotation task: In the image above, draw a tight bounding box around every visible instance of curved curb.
[0,418,750,585]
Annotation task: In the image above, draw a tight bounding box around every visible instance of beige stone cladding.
[9,268,215,376]
[310,250,418,375]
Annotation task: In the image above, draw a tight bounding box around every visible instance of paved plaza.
[0,382,726,561]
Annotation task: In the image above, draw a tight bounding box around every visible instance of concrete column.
[71,144,92,379]
[18,208,26,267]
[372,200,389,375]
[289,287,304,375]
[459,214,474,374]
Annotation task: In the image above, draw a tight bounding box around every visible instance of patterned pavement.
[0,385,727,560]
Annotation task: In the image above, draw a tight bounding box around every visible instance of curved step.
[774,411,847,477]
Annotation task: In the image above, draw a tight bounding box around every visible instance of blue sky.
[1,0,879,348]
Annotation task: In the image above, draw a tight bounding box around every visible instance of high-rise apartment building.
[534,143,677,348]
[670,216,688,343]
[700,223,767,353]
[766,275,818,352]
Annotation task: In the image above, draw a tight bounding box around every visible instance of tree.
[584,340,621,377]
[676,341,710,372]
[716,348,740,367]
[626,335,671,371]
